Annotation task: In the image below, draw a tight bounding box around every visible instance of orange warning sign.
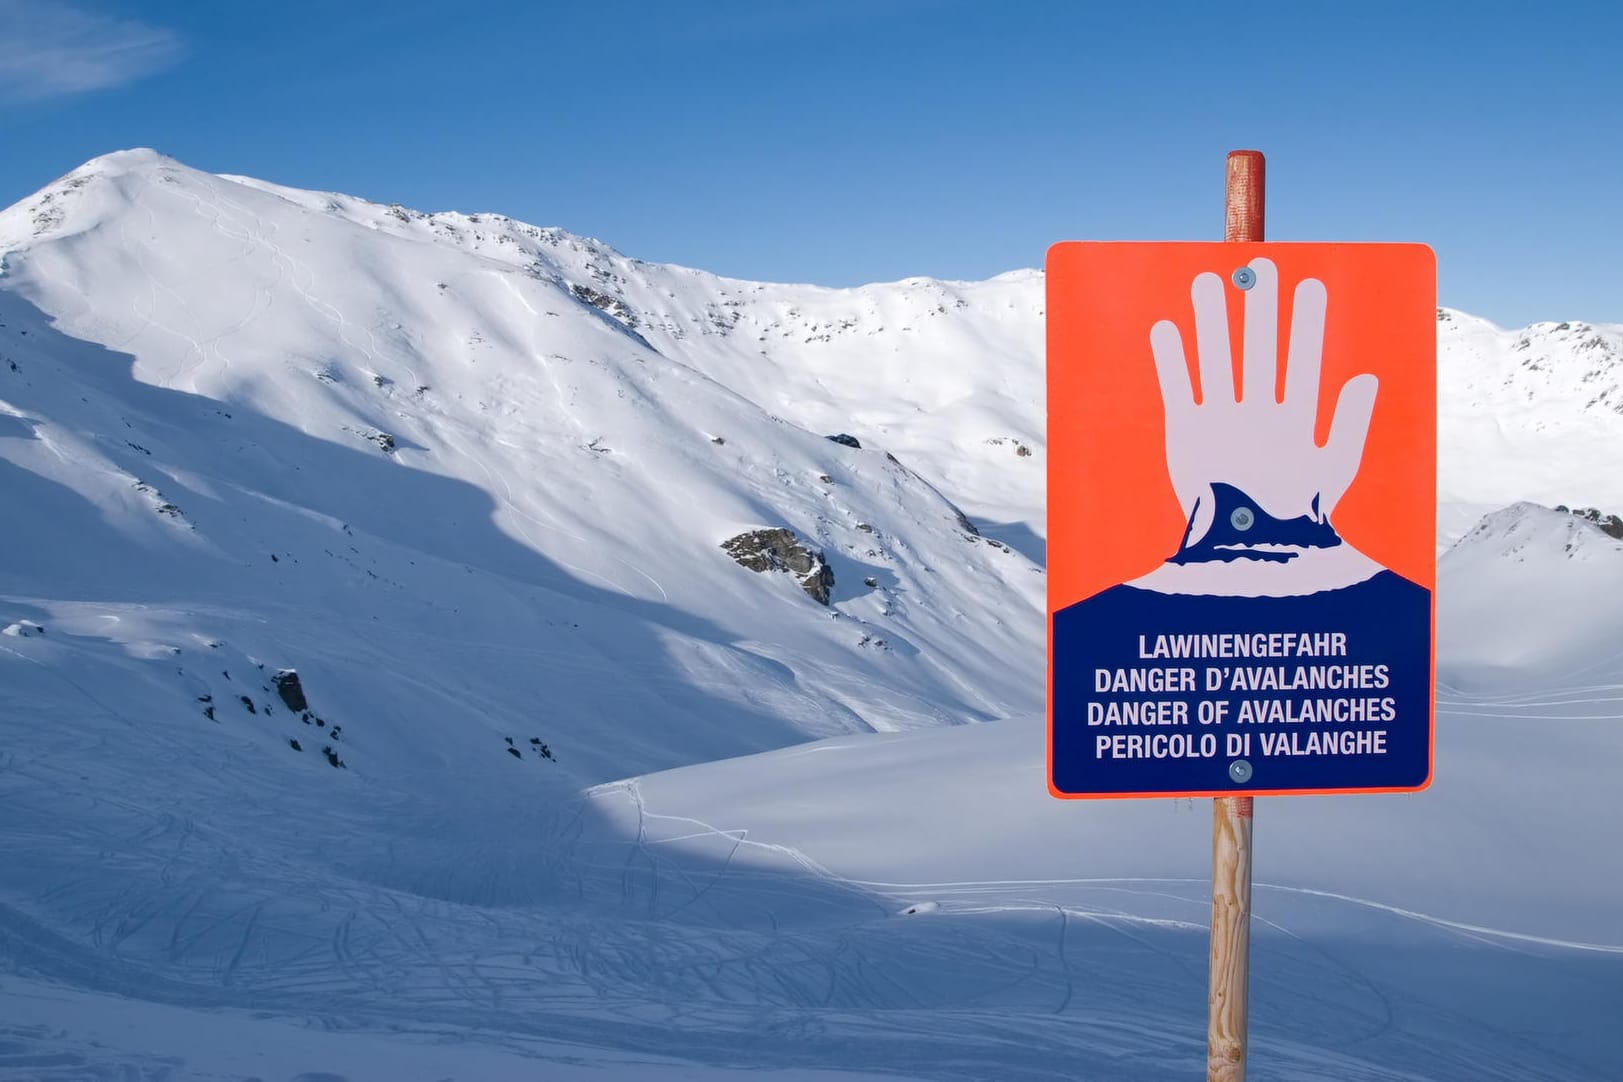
[1046,243,1435,799]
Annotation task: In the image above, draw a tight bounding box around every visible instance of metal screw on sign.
[1232,266,1256,290]
[1228,759,1254,784]
[1230,508,1255,531]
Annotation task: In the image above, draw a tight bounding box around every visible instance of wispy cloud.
[0,0,182,106]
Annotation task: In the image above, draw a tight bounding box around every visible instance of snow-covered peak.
[1443,309,1623,418]
[1439,501,1623,686]
[48,146,179,182]
[0,148,174,248]
[1436,314,1623,535]
[1450,500,1623,560]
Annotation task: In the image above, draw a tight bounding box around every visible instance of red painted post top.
[1225,151,1265,243]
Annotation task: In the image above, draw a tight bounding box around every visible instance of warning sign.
[1046,243,1436,798]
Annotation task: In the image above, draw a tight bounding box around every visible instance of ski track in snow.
[621,792,1623,956]
[0,754,1385,1077]
[3,688,1618,1080]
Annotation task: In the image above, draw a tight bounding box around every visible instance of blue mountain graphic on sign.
[1171,483,1342,564]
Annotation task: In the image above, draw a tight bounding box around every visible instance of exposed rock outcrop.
[273,669,309,713]
[721,528,835,605]
[1556,504,1623,539]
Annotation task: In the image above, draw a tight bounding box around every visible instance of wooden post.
[1208,793,1253,1080]
[1224,150,1265,243]
[1208,148,1263,1082]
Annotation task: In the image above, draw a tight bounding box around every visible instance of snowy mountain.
[0,148,1049,785]
[1,150,1621,1081]
[1436,309,1623,544]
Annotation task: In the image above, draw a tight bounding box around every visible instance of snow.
[1127,541,1383,596]
[0,149,1620,1079]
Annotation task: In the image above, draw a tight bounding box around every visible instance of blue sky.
[1,0,1618,327]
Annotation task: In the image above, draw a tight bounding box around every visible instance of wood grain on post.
[1224,151,1265,243]
[1209,148,1263,1082]
[1208,795,1253,1081]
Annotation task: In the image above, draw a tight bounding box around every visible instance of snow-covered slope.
[2,151,1621,1080]
[1436,310,1623,546]
[0,149,1048,787]
[1438,501,1623,687]
[3,503,1620,1081]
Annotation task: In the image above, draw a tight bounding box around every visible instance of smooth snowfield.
[1,151,1621,1079]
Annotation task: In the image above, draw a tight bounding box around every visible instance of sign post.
[1045,151,1437,1080]
[1209,149,1264,1082]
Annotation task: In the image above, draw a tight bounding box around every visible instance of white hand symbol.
[1149,257,1377,548]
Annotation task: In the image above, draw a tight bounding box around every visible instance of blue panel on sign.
[1051,571,1432,796]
